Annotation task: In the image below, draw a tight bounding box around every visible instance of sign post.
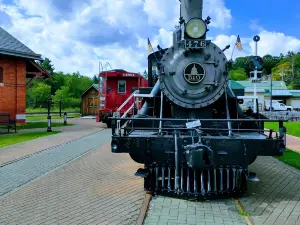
[252,35,261,113]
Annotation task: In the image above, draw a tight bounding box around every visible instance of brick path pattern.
[0,130,108,196]
[0,118,105,165]
[144,196,247,225]
[0,129,145,225]
[144,156,300,225]
[242,156,300,225]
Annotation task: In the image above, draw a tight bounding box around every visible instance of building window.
[0,67,3,83]
[118,80,126,93]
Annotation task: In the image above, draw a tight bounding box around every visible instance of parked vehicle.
[265,100,293,111]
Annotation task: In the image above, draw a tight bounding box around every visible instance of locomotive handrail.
[117,103,135,131]
[116,90,139,112]
[109,117,288,122]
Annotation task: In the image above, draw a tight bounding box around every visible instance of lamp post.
[59,96,62,117]
[64,112,67,125]
[47,97,52,132]
[270,74,273,112]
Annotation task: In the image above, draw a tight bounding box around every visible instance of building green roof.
[229,80,244,89]
[236,81,287,90]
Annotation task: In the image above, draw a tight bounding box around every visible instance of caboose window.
[118,80,126,93]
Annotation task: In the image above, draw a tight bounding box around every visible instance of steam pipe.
[138,80,160,115]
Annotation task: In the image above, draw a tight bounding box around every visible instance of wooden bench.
[0,113,17,133]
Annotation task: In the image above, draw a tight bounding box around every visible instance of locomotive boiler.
[110,0,286,197]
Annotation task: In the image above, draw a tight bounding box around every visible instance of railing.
[112,90,140,131]
[261,111,300,121]
[110,117,287,142]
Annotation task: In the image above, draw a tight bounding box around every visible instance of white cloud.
[249,30,300,56]
[211,29,300,61]
[1,0,299,78]
[203,0,232,29]
[143,0,232,30]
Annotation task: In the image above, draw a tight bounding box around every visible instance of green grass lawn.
[26,114,80,121]
[0,131,61,148]
[276,149,300,170]
[26,107,80,113]
[18,122,74,130]
[265,122,300,138]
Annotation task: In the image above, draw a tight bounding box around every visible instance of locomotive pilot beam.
[110,0,287,198]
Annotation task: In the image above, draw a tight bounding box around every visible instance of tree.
[67,72,93,98]
[229,68,248,81]
[232,57,249,70]
[92,75,99,84]
[262,55,280,75]
[143,70,148,79]
[271,61,291,81]
[28,83,51,107]
[38,58,55,75]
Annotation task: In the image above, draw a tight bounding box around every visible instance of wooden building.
[81,84,99,116]
[0,27,51,124]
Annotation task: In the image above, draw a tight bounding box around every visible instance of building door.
[87,97,96,115]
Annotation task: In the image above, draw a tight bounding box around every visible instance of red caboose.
[96,69,148,127]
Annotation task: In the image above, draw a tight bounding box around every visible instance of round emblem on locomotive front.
[183,62,205,84]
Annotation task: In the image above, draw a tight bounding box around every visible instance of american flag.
[148,38,154,56]
[235,35,243,51]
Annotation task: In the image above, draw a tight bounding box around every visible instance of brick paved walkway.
[144,197,247,225]
[0,129,109,195]
[242,156,300,225]
[143,155,300,225]
[0,135,145,224]
[0,118,105,165]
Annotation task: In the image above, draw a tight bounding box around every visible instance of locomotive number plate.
[185,40,206,49]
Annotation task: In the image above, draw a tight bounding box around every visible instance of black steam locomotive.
[110,0,286,197]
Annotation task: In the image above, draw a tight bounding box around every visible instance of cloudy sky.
[1,0,300,77]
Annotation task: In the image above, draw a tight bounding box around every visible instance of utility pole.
[292,54,295,79]
[270,74,273,111]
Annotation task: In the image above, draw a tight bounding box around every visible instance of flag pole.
[230,44,236,61]
[148,38,159,63]
[230,35,237,60]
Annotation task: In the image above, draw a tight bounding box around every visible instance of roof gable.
[0,27,42,60]
[81,84,99,97]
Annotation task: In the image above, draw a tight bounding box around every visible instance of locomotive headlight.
[185,19,207,39]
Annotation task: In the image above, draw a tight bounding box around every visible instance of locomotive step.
[135,168,149,178]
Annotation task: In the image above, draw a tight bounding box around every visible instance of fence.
[26,99,80,115]
[261,111,300,121]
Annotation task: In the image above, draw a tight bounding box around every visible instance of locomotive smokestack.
[180,0,203,21]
